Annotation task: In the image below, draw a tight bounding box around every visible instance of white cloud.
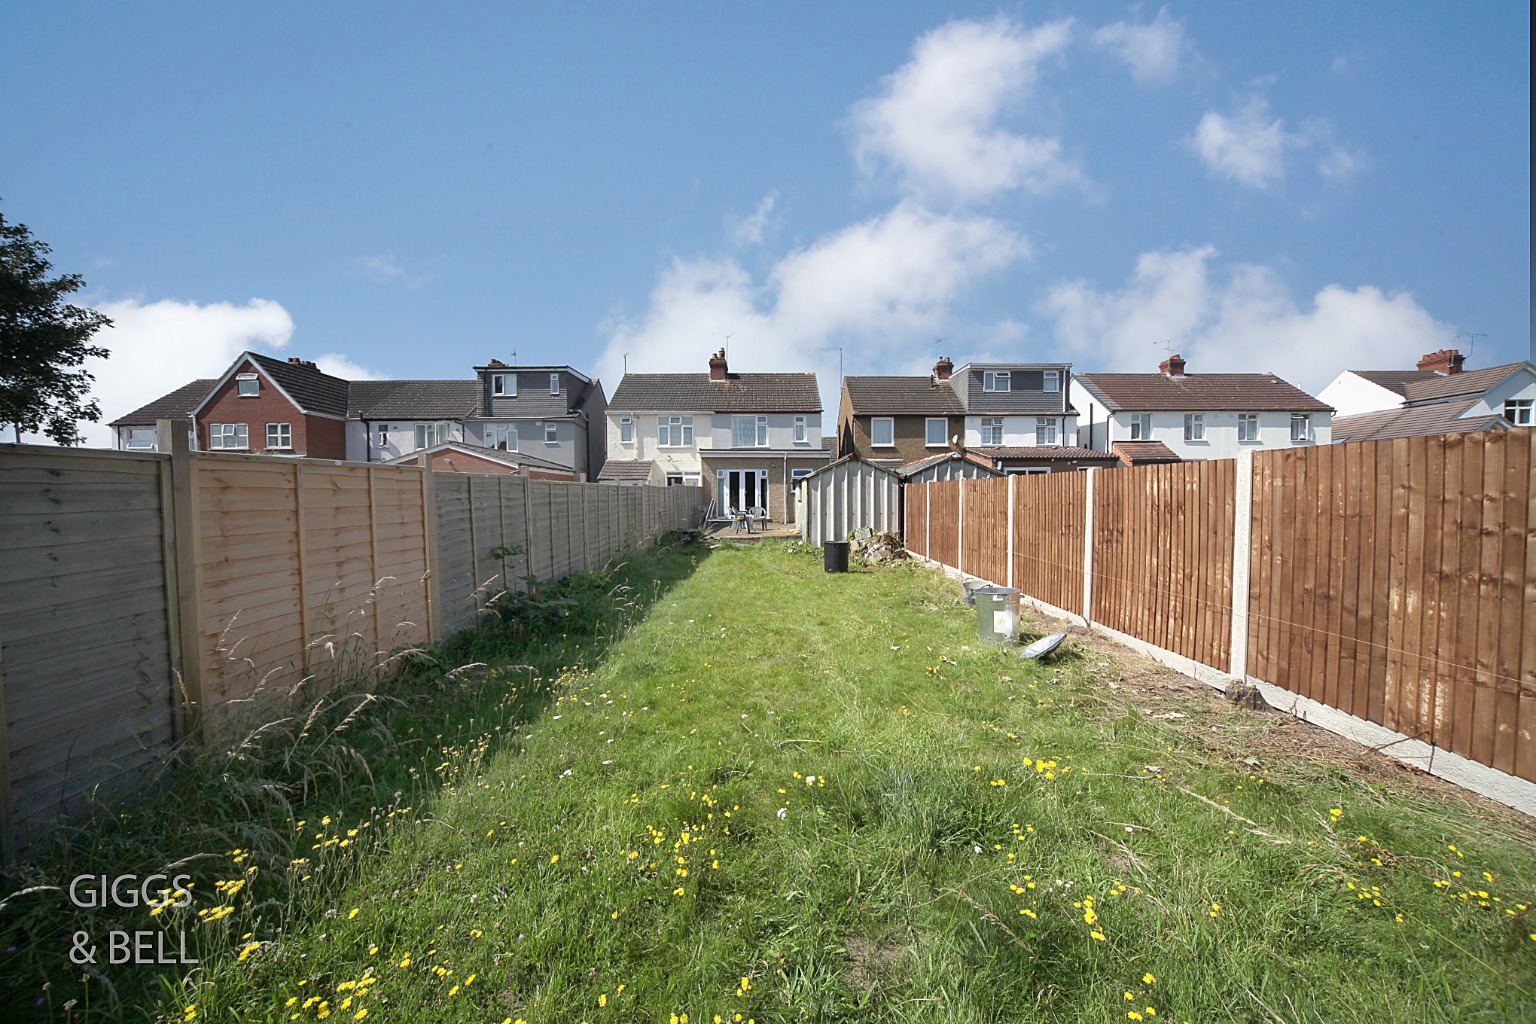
[313,353,383,380]
[1040,247,1452,393]
[728,193,778,246]
[851,16,1081,202]
[1317,145,1367,182]
[1191,98,1293,189]
[355,252,432,289]
[599,203,1029,413]
[1094,6,1186,84]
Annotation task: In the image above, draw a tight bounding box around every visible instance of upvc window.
[376,424,390,449]
[1290,414,1311,442]
[983,371,1011,393]
[487,423,516,450]
[791,468,814,481]
[619,416,634,443]
[658,416,694,447]
[1238,413,1260,442]
[1503,398,1533,426]
[1128,413,1152,440]
[1184,414,1205,441]
[981,418,1005,445]
[925,417,947,446]
[125,427,156,450]
[266,422,292,449]
[1043,370,1060,393]
[491,373,512,397]
[871,417,895,447]
[793,416,808,443]
[209,423,248,449]
[236,373,259,397]
[732,415,768,447]
[415,422,450,450]
[544,422,559,444]
[549,373,560,395]
[1035,417,1058,445]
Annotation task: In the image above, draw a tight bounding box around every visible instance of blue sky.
[2,2,1529,444]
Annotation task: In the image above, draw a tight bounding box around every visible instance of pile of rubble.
[853,529,907,563]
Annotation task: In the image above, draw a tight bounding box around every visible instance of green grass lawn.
[10,538,1536,1023]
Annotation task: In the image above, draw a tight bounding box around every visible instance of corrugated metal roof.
[1330,400,1506,443]
[109,379,215,426]
[610,373,821,412]
[1074,372,1332,413]
[843,376,965,415]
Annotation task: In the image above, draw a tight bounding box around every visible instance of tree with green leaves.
[0,203,112,445]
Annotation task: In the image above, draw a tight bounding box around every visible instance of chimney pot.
[708,347,729,381]
[933,356,954,381]
[1159,353,1187,378]
[1416,348,1464,375]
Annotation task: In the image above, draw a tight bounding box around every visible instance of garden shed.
[794,454,902,546]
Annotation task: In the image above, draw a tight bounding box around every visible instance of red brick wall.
[195,359,347,459]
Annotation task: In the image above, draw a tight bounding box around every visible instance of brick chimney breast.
[1416,348,1464,375]
[933,356,954,381]
[708,347,728,381]
[1159,353,1187,378]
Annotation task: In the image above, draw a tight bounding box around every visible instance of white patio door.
[717,469,769,516]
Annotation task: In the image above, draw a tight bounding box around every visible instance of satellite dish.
[951,434,960,445]
[1019,631,1068,660]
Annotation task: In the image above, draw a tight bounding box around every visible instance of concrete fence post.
[1006,474,1016,589]
[958,478,966,573]
[1230,450,1255,679]
[165,421,206,743]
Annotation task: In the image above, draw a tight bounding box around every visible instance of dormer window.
[549,373,560,395]
[1043,370,1060,393]
[236,373,259,397]
[492,373,514,397]
[983,371,1011,393]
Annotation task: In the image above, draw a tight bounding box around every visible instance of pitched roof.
[1330,399,1507,443]
[971,445,1120,462]
[597,460,656,481]
[843,376,965,415]
[349,380,481,419]
[1074,373,1331,413]
[247,353,351,416]
[1352,370,1437,397]
[108,379,216,426]
[893,450,999,478]
[382,440,572,473]
[1400,362,1527,404]
[1112,441,1182,465]
[610,373,821,413]
[799,452,903,482]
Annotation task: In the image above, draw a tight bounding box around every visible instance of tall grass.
[0,534,704,1022]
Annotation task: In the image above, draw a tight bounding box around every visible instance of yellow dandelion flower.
[1143,973,1156,985]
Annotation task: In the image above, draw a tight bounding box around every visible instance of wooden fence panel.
[1092,460,1234,669]
[927,481,960,569]
[961,478,1009,585]
[905,484,928,559]
[0,447,178,851]
[1010,471,1086,616]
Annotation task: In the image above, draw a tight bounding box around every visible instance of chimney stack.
[933,355,954,381]
[287,357,318,369]
[1159,353,1187,378]
[708,348,728,381]
[1416,348,1464,375]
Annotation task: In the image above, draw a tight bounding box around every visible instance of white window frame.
[124,427,157,450]
[1128,413,1152,441]
[732,415,768,448]
[544,422,559,444]
[870,417,895,447]
[1005,466,1049,476]
[236,373,259,397]
[415,421,451,450]
[549,373,560,396]
[487,423,516,450]
[925,417,947,447]
[658,416,694,447]
[619,416,634,444]
[1035,417,1058,446]
[376,424,390,449]
[983,371,1011,393]
[1237,413,1260,442]
[981,418,1005,446]
[1290,413,1312,442]
[1184,414,1205,442]
[793,415,808,444]
[266,422,292,449]
[1503,398,1533,426]
[1043,370,1060,393]
[209,423,248,449]
[682,472,701,486]
[491,373,512,397]
[790,467,815,481]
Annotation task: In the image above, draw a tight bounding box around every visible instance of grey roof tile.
[1330,399,1507,442]
[610,373,821,412]
[1074,373,1332,413]
[843,376,965,415]
[248,353,351,416]
[598,460,656,481]
[349,380,481,419]
[109,379,215,426]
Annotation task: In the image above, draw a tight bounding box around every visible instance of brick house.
[1320,349,1536,442]
[107,379,216,452]
[191,354,350,458]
